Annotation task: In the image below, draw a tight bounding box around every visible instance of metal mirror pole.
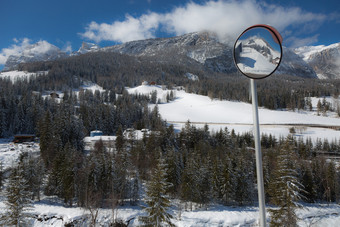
[251,79,266,227]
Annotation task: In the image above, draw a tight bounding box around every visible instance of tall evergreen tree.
[0,164,32,226]
[269,137,305,227]
[139,157,175,227]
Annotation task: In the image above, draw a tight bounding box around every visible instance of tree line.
[2,118,340,225]
[16,51,340,111]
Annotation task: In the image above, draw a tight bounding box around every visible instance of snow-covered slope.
[128,85,340,126]
[127,85,340,141]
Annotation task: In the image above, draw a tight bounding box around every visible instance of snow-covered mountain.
[277,47,317,78]
[72,42,100,55]
[104,31,235,73]
[4,41,67,71]
[295,43,340,79]
[3,32,339,80]
[104,32,321,78]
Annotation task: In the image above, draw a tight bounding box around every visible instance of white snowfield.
[127,85,340,141]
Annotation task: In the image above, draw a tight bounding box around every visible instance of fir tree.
[139,157,175,227]
[115,126,125,153]
[269,137,305,227]
[0,164,33,226]
[316,99,322,116]
[234,149,254,206]
[130,172,140,205]
[0,161,3,191]
[220,158,235,205]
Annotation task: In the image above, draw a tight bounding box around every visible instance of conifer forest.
[1,52,340,226]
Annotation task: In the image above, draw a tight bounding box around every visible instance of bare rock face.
[104,32,319,77]
[295,43,340,79]
[307,44,340,79]
[103,31,237,74]
[72,42,100,56]
[277,47,317,78]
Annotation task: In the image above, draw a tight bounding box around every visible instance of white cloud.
[285,34,320,48]
[80,0,327,46]
[62,41,72,53]
[0,38,32,65]
[80,13,161,43]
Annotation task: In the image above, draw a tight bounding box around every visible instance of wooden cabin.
[13,134,35,143]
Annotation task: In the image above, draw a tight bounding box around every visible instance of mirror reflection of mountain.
[242,36,280,64]
[235,35,281,77]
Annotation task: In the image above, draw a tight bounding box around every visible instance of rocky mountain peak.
[296,43,340,79]
[73,42,100,55]
[2,32,338,79]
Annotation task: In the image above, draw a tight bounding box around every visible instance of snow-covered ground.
[2,138,340,226]
[127,85,340,142]
[310,96,340,117]
[1,84,340,226]
[0,70,48,83]
[0,139,40,170]
[1,197,340,226]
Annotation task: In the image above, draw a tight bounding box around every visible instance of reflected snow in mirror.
[234,27,281,79]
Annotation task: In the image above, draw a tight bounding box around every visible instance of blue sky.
[0,0,339,66]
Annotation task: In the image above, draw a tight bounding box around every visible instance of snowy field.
[1,197,340,226]
[127,85,340,142]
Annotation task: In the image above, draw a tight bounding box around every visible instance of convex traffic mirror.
[234,24,283,79]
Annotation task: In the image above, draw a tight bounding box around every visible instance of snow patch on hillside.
[0,140,39,170]
[79,81,105,93]
[0,70,47,83]
[184,73,199,81]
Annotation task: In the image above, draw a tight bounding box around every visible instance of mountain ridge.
[2,32,339,79]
